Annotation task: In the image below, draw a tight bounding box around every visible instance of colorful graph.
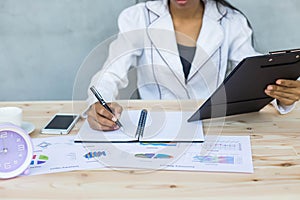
[135,153,173,159]
[30,154,49,165]
[193,156,234,164]
[139,142,177,147]
[84,151,106,159]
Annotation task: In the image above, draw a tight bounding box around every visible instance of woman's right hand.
[87,102,123,131]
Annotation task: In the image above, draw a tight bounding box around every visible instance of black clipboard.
[188,49,300,122]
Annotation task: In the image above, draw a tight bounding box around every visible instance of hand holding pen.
[87,86,123,131]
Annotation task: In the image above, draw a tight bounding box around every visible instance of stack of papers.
[29,135,253,176]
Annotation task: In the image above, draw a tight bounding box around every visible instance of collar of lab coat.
[147,0,227,21]
[145,0,226,84]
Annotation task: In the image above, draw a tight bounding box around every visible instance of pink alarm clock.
[0,123,33,179]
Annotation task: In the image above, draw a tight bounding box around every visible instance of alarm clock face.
[0,128,33,179]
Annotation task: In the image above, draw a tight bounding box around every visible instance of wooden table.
[1,100,300,200]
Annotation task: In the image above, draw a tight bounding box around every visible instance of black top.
[177,43,196,80]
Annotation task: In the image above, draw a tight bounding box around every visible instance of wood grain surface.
[0,100,299,200]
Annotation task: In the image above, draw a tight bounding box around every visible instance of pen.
[90,86,123,128]
[135,109,147,139]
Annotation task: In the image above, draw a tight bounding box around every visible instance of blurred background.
[0,0,299,101]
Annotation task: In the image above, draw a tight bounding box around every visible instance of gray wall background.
[0,0,299,101]
[0,0,136,101]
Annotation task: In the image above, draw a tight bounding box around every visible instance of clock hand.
[0,138,8,154]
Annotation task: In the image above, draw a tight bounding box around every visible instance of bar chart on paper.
[162,136,253,173]
[192,155,235,164]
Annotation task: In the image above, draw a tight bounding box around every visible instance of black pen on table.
[90,86,123,128]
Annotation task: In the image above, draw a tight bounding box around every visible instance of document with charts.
[74,110,204,143]
[92,135,254,173]
[29,136,106,176]
[28,135,252,175]
[164,135,254,173]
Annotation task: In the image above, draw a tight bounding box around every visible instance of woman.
[86,0,300,131]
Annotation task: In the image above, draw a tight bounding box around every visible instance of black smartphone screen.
[45,115,77,129]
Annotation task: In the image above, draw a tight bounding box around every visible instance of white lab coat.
[87,0,294,114]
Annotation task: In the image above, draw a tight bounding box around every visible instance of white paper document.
[164,135,254,173]
[29,135,253,176]
[90,135,253,173]
[29,136,106,176]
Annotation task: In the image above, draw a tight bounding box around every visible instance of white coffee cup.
[0,107,23,127]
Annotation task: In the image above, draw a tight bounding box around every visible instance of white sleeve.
[86,6,145,107]
[227,11,260,67]
[271,99,296,114]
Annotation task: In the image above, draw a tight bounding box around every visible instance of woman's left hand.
[265,79,300,106]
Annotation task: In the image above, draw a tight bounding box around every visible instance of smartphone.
[41,113,80,135]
